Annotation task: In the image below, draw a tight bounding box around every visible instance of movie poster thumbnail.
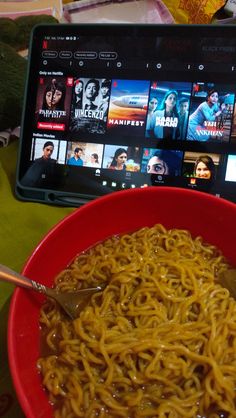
[228,102,236,143]
[30,137,67,163]
[66,141,104,168]
[20,137,67,188]
[69,78,112,135]
[145,81,192,140]
[225,155,236,182]
[182,151,221,182]
[141,148,183,176]
[102,144,141,172]
[186,82,235,142]
[107,79,150,137]
[35,76,73,131]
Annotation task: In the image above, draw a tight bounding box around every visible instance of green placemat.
[0,140,74,417]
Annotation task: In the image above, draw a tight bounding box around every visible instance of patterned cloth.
[0,128,20,148]
[163,0,225,23]
[63,0,224,24]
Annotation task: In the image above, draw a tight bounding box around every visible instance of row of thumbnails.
[29,137,236,182]
[34,76,236,142]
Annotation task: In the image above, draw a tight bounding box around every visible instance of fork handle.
[0,263,47,294]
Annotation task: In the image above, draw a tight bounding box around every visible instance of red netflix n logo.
[42,40,48,49]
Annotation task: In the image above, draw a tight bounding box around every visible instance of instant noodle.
[37,224,236,418]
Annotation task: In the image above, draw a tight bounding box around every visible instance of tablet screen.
[16,23,236,205]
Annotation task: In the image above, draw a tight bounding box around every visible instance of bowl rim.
[14,187,236,272]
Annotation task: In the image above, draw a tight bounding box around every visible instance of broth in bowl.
[8,187,236,418]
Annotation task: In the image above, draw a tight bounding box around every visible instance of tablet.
[16,23,236,206]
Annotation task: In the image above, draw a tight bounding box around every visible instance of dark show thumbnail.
[141,148,183,176]
[186,82,235,142]
[20,137,67,188]
[69,77,111,134]
[35,76,73,131]
[145,81,192,140]
[107,79,150,137]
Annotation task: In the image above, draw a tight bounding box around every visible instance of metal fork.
[0,263,105,319]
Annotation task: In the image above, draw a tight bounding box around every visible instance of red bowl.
[8,186,236,418]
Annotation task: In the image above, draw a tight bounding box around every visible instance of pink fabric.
[146,0,175,23]
[63,0,174,24]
